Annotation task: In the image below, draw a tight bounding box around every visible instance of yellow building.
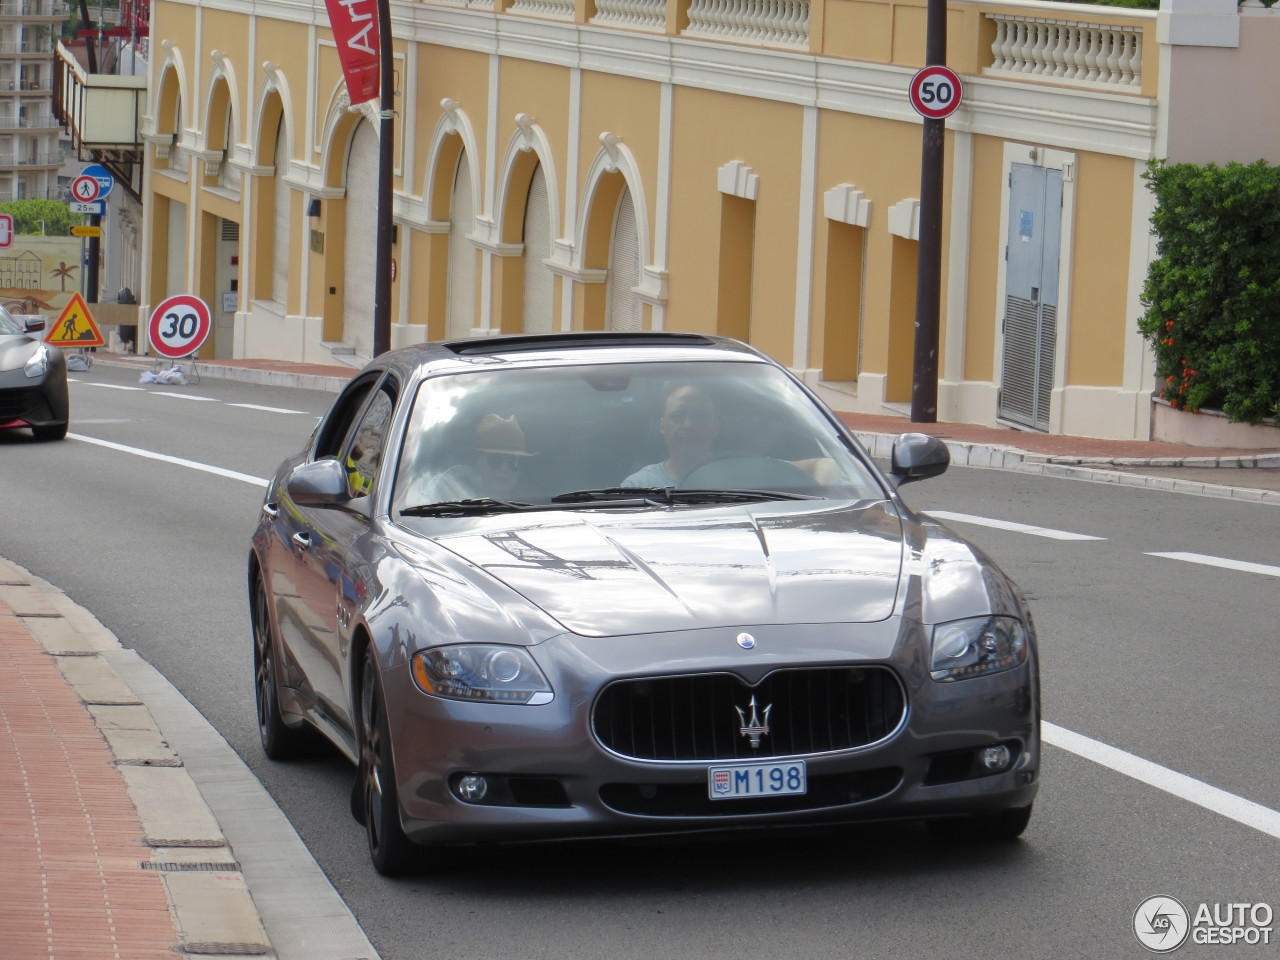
[140,0,1278,440]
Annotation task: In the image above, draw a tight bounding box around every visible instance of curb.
[0,557,381,960]
[90,353,352,394]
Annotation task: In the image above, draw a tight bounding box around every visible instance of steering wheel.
[679,455,813,490]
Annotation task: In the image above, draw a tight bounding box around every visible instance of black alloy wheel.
[359,648,417,875]
[252,577,310,759]
[927,803,1033,842]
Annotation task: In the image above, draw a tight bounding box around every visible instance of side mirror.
[889,433,950,486]
[20,316,45,333]
[286,458,351,506]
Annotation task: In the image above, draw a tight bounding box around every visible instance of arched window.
[446,152,476,339]
[606,185,640,331]
[521,163,553,333]
[343,121,379,357]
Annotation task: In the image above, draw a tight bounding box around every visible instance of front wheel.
[927,804,1033,842]
[358,648,418,875]
[32,421,67,441]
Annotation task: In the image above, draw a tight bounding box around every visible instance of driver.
[621,384,718,488]
[415,414,537,502]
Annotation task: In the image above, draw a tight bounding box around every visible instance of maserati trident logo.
[735,695,772,748]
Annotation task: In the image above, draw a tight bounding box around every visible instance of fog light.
[979,745,1012,772]
[457,774,489,802]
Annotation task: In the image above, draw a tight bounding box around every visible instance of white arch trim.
[423,98,483,226]
[150,41,189,135]
[577,132,662,303]
[201,50,241,151]
[493,113,562,249]
[251,61,298,173]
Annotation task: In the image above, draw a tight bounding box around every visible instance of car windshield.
[0,306,21,336]
[392,359,887,514]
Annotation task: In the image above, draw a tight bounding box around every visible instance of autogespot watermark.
[1134,896,1274,953]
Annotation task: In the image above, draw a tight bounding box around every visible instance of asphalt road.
[1,363,1276,960]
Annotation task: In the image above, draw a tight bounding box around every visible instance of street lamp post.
[910,0,947,423]
[373,0,394,357]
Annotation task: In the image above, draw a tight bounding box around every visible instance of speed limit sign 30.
[909,65,963,120]
[149,294,212,359]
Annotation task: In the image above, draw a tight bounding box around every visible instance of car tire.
[32,421,67,441]
[252,577,312,760]
[359,648,418,875]
[927,803,1033,842]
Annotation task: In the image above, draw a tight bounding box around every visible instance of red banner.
[324,0,380,105]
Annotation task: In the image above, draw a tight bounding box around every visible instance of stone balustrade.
[509,0,576,21]
[683,0,810,48]
[985,13,1143,89]
[591,0,668,32]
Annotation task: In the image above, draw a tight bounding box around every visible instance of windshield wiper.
[550,487,813,506]
[400,498,536,517]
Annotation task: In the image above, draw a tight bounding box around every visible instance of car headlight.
[930,615,1027,682]
[24,343,49,378]
[411,644,553,704]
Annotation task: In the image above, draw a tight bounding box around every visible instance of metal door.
[998,163,1062,431]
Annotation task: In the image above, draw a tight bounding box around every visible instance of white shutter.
[343,121,379,358]
[521,164,553,333]
[271,122,289,306]
[606,186,641,331]
[447,153,476,339]
[165,199,186,296]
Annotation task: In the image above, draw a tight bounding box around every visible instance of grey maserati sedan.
[249,332,1040,874]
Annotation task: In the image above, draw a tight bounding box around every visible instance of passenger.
[418,414,537,502]
[621,384,719,488]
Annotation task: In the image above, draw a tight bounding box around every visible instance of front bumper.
[0,363,69,430]
[381,622,1039,846]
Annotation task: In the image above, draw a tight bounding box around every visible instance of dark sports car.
[0,307,68,441]
[249,332,1040,874]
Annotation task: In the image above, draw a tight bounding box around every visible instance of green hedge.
[1139,160,1280,425]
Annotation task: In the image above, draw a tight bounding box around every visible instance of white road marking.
[151,391,219,402]
[1147,551,1280,579]
[928,510,1105,541]
[1043,722,1280,840]
[228,403,308,415]
[69,433,268,487]
[69,380,145,391]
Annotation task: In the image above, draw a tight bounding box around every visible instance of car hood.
[427,500,905,637]
[0,334,36,371]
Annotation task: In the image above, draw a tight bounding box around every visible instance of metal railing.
[0,78,52,92]
[0,41,56,55]
[0,0,64,15]
[0,114,57,128]
[0,151,62,166]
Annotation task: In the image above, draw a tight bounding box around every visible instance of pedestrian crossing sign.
[45,293,105,348]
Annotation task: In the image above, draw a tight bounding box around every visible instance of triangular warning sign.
[45,293,105,348]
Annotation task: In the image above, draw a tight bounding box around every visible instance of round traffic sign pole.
[148,294,212,359]
[909,65,963,121]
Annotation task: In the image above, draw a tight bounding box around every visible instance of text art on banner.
[323,0,380,105]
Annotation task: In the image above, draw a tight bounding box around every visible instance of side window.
[315,379,376,459]
[341,389,395,497]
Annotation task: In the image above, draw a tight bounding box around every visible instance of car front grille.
[592,666,906,762]
[0,388,47,421]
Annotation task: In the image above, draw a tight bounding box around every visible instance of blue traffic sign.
[80,163,114,199]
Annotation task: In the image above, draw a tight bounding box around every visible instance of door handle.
[291,532,313,551]
[262,502,280,518]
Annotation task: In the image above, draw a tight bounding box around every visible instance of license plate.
[708,760,807,799]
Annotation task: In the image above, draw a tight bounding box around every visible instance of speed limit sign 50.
[909,65,963,120]
[149,294,212,359]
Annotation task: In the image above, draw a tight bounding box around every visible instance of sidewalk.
[0,558,380,960]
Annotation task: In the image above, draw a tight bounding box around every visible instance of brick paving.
[0,600,178,960]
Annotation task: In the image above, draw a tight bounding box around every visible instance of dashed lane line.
[927,510,1106,541]
[151,390,220,402]
[68,379,145,391]
[227,402,308,415]
[68,434,268,487]
[1146,551,1280,580]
